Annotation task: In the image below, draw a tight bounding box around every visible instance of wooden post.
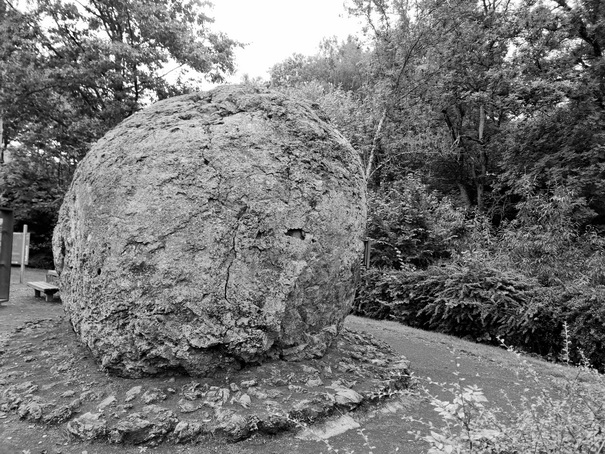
[19,224,27,284]
[363,239,372,268]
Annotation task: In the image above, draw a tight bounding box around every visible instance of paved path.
[346,315,555,406]
[0,268,578,453]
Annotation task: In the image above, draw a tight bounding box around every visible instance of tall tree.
[270,35,369,92]
[0,0,239,265]
[1,0,239,166]
[497,0,605,222]
[347,0,435,185]
[419,0,518,211]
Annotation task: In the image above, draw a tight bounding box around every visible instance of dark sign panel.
[0,208,14,302]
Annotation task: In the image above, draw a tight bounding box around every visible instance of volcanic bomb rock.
[53,85,367,377]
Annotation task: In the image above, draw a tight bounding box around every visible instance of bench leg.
[34,290,41,298]
[45,292,54,302]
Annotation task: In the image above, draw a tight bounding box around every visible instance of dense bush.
[564,287,605,371]
[353,265,563,357]
[494,186,605,286]
[354,265,605,370]
[367,175,467,269]
[0,147,65,269]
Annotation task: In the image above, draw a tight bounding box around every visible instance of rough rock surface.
[53,85,367,377]
[0,319,411,445]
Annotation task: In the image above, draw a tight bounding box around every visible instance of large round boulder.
[53,85,367,377]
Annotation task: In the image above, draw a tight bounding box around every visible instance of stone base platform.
[0,318,410,446]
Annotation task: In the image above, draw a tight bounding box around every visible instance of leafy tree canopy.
[272,0,605,224]
[0,0,239,265]
[0,0,239,164]
[270,35,369,92]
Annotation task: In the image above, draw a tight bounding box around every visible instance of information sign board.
[11,232,30,265]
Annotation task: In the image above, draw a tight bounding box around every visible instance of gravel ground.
[0,267,63,342]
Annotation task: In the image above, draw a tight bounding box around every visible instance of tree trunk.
[365,108,387,182]
[476,180,484,212]
[458,182,472,209]
[0,113,4,165]
[476,105,487,211]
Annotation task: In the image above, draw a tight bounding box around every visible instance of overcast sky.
[207,0,364,85]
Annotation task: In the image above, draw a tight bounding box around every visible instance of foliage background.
[2,0,605,367]
[266,0,605,370]
[0,0,239,266]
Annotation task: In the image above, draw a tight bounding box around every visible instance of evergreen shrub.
[353,265,564,359]
[564,286,605,371]
[367,175,466,269]
[354,266,605,370]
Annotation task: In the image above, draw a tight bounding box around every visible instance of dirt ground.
[0,267,589,454]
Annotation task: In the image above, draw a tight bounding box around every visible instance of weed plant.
[412,343,605,454]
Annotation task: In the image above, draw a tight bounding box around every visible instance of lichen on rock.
[53,85,367,377]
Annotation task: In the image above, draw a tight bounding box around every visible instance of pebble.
[124,385,143,402]
[97,395,117,411]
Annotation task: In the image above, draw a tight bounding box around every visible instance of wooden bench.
[27,281,60,302]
